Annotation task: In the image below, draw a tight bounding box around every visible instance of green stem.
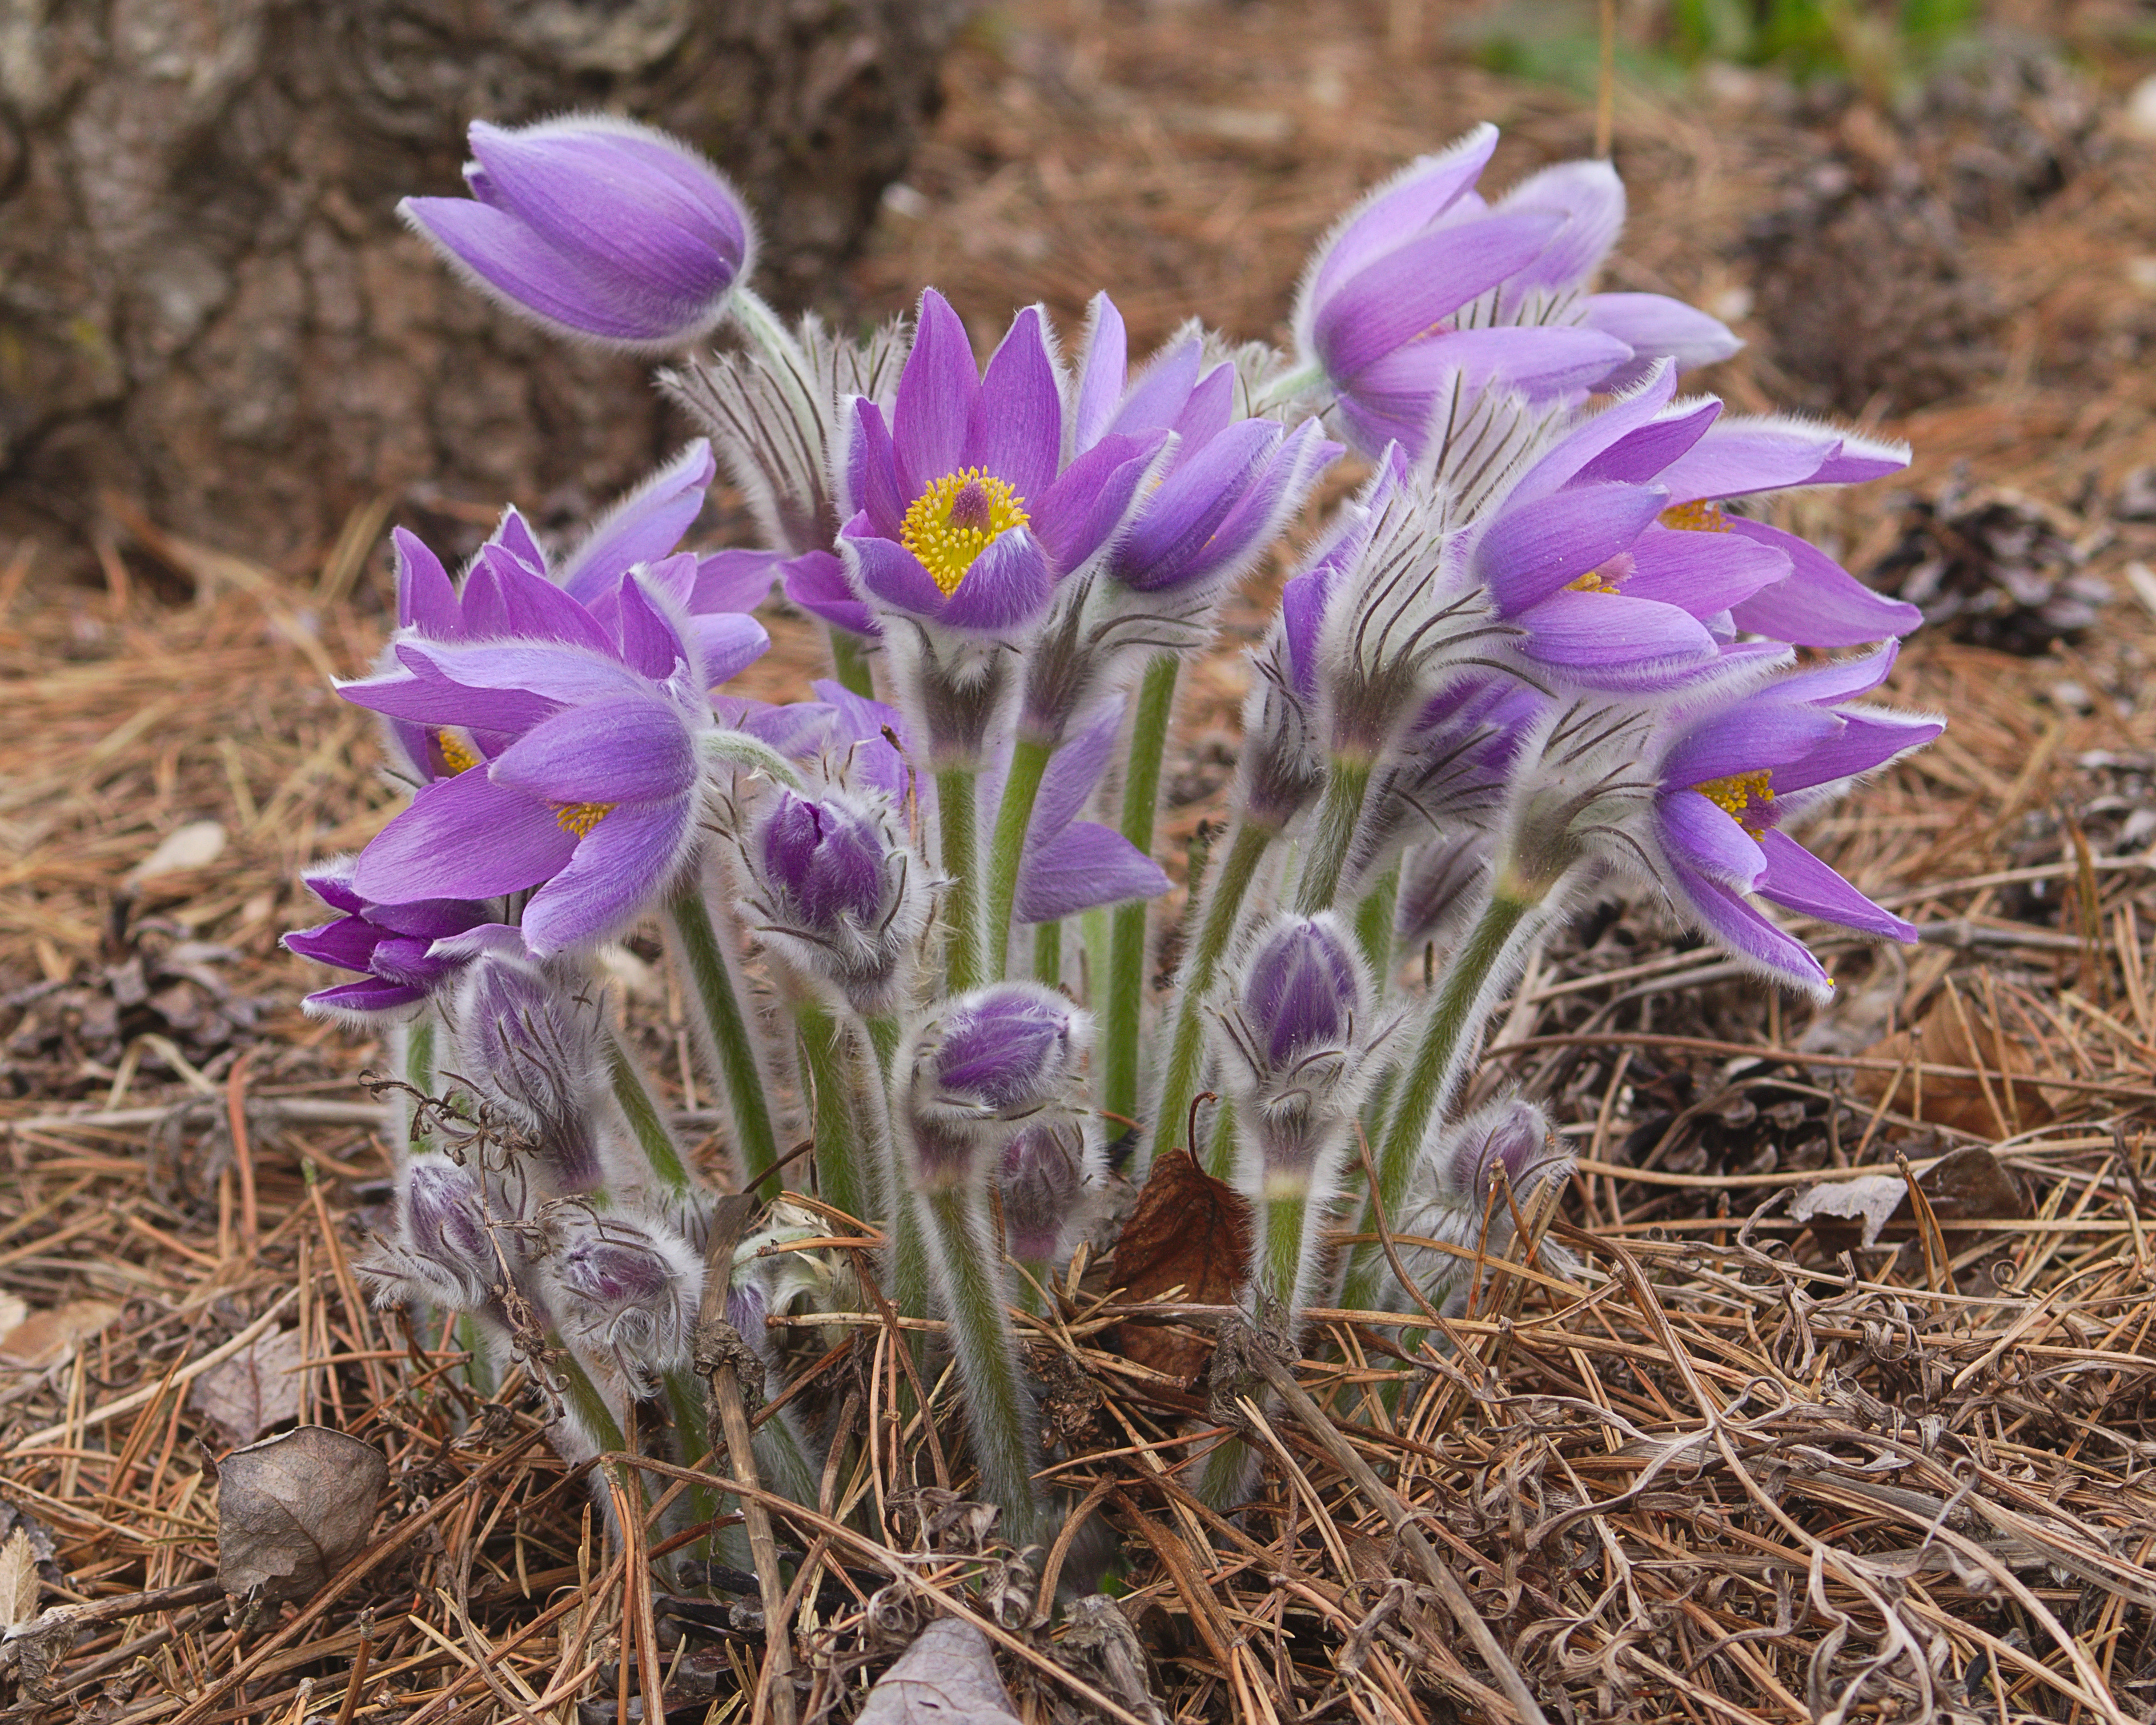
[936,765,983,994]
[1146,820,1275,1172]
[861,1014,926,1322]
[553,1343,628,1459]
[795,1000,869,1223]
[660,1366,723,1562]
[920,1184,1041,1543]
[1203,1089,1239,1182]
[1104,653,1180,1125]
[985,737,1055,982]
[1194,1184,1309,1510]
[666,886,781,1201]
[727,288,818,425]
[396,1010,440,1166]
[1352,860,1400,995]
[1293,756,1374,915]
[828,626,876,701]
[1342,885,1540,1312]
[603,1027,692,1197]
[1033,919,1063,988]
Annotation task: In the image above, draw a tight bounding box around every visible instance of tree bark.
[0,0,965,566]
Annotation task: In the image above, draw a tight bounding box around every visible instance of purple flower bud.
[900,984,1090,1192]
[746,786,925,1014]
[995,1120,1100,1267]
[540,1213,702,1397]
[400,116,754,351]
[1398,1098,1569,1316]
[449,954,609,1193]
[1239,914,1366,1074]
[358,1156,501,1311]
[1432,1098,1562,1214]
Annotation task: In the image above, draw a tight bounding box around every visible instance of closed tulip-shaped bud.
[359,1155,502,1312]
[748,786,926,1013]
[401,116,753,351]
[449,953,609,1195]
[899,983,1089,1192]
[1399,1097,1572,1314]
[1216,913,1379,1175]
[538,1213,703,1398]
[995,1118,1102,1269]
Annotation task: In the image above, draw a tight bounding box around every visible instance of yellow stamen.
[1565,567,1621,595]
[1693,768,1774,835]
[900,467,1030,597]
[554,801,615,837]
[1659,499,1730,533]
[432,729,482,775]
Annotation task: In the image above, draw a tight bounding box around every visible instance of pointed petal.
[1302,125,1499,322]
[519,800,692,955]
[558,442,716,601]
[1580,292,1742,379]
[283,915,384,973]
[1619,525,1791,615]
[353,771,575,904]
[965,305,1062,503]
[1723,519,1924,645]
[492,507,548,577]
[1772,712,1942,793]
[488,697,696,805]
[1516,591,1718,681]
[1106,338,1202,441]
[492,557,616,653]
[1660,703,1843,789]
[1071,292,1129,455]
[1114,419,1278,589]
[394,529,460,637]
[1756,828,1916,941]
[398,639,649,709]
[842,527,950,619]
[893,288,979,498]
[941,527,1055,632]
[1506,361,1684,502]
[845,396,912,539]
[1474,482,1669,612]
[1496,158,1625,297]
[1030,430,1163,571]
[696,612,771,685]
[1576,400,1726,487]
[1029,700,1121,838]
[1663,855,1831,996]
[1167,359,1235,458]
[784,548,878,637]
[1660,415,1908,501]
[1655,789,1766,888]
[1018,821,1171,921]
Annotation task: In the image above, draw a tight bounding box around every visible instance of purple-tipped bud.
[539,1213,702,1397]
[358,1156,501,1311]
[1399,1098,1571,1313]
[900,984,1090,1192]
[995,1119,1101,1267]
[449,954,608,1193]
[1241,914,1366,1074]
[747,787,925,1013]
[400,115,754,352]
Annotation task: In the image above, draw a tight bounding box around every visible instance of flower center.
[900,468,1030,597]
[554,801,615,837]
[1564,567,1622,596]
[431,729,483,776]
[1660,499,1730,533]
[1693,768,1774,835]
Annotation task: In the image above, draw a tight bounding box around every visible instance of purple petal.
[353,771,576,903]
[394,529,460,637]
[940,527,1054,632]
[1507,362,1682,502]
[785,548,878,637]
[457,557,510,639]
[1573,398,1724,488]
[1027,700,1121,838]
[1170,364,1234,463]
[1660,703,1843,789]
[1516,591,1719,682]
[1315,209,1565,383]
[1723,519,1924,646]
[694,613,769,684]
[284,915,383,973]
[842,526,951,619]
[1106,338,1202,442]
[1474,483,1669,613]
[1755,829,1915,941]
[965,306,1061,504]
[1342,326,1634,455]
[1017,821,1171,922]
[1304,126,1499,317]
[692,549,782,615]
[1772,642,1900,708]
[492,507,548,577]
[488,698,696,806]
[559,442,716,602]
[1656,789,1766,888]
[1580,292,1742,379]
[1114,419,1279,589]
[1030,430,1165,572]
[1618,525,1790,615]
[1071,292,1129,455]
[1496,158,1625,299]
[366,896,493,940]
[305,977,428,1016]
[845,398,911,539]
[1772,712,1942,794]
[1663,855,1831,995]
[893,289,979,498]
[401,640,650,709]
[302,867,366,916]
[339,665,560,739]
[492,555,616,655]
[519,799,692,955]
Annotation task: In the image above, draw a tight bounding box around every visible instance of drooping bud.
[745,785,926,1013]
[1398,1097,1572,1315]
[898,984,1089,1192]
[400,116,754,351]
[448,953,609,1195]
[994,1117,1103,1269]
[358,1154,502,1312]
[537,1211,703,1398]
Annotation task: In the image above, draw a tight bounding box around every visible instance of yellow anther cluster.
[1659,499,1730,534]
[433,729,482,775]
[554,801,615,837]
[1565,567,1621,595]
[901,468,1030,597]
[1693,769,1774,834]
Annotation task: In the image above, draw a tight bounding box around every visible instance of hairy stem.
[1147,819,1275,1172]
[861,1014,926,1322]
[984,737,1055,982]
[1293,756,1374,915]
[936,765,983,994]
[1103,653,1179,1125]
[828,625,876,701]
[603,1026,692,1197]
[1033,918,1063,988]
[1352,860,1400,995]
[666,885,781,1201]
[795,999,869,1224]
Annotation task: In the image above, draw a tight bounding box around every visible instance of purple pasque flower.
[283,862,499,1020]
[358,1155,505,1312]
[1644,645,1941,996]
[1005,700,1170,924]
[343,571,721,956]
[447,945,614,1195]
[401,115,753,351]
[536,1210,703,1397]
[1290,126,1640,457]
[722,678,914,807]
[1399,1097,1572,1311]
[898,983,1089,1191]
[744,782,927,1014]
[836,290,1166,641]
[995,1118,1102,1267]
[1232,913,1369,1080]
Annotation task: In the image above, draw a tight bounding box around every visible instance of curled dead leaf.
[214,1426,387,1603]
[1792,1145,2027,1251]
[1854,993,2054,1137]
[190,1327,308,1448]
[0,1299,122,1371]
[1107,1150,1251,1384]
[857,1616,1023,1725]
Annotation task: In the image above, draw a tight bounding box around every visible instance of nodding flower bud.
[898,984,1089,1192]
[537,1212,702,1398]
[1399,1097,1571,1313]
[449,953,610,1195]
[746,785,926,1014]
[995,1118,1103,1268]
[400,115,754,352]
[358,1155,501,1312]
[1216,915,1382,1178]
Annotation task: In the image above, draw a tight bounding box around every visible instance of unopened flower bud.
[900,984,1090,1192]
[995,1118,1102,1268]
[1399,1098,1572,1314]
[539,1213,702,1398]
[747,787,925,1013]
[359,1155,501,1311]
[1216,915,1380,1169]
[449,953,611,1194]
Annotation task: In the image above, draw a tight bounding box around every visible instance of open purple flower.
[1646,646,1942,995]
[283,862,497,1020]
[401,115,753,351]
[836,290,1165,639]
[343,572,719,955]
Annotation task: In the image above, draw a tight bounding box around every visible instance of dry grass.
[7,0,2156,1719]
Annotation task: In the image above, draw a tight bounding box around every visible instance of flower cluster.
[289,115,1942,1543]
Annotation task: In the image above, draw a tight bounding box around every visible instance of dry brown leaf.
[0,1529,38,1632]
[1107,1150,1251,1383]
[189,1327,308,1448]
[1854,994,2054,1137]
[856,1617,1024,1725]
[0,1300,123,1371]
[215,1426,388,1603]
[1793,1146,2028,1253]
